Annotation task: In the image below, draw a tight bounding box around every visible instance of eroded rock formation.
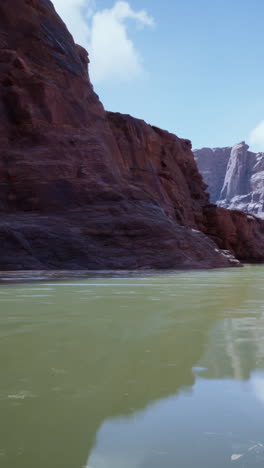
[201,205,264,261]
[0,0,263,269]
[195,142,264,219]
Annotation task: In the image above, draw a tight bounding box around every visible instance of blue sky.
[53,0,264,151]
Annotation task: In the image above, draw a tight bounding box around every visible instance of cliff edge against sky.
[0,0,263,269]
[195,142,264,219]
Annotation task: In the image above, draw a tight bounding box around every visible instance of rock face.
[106,112,208,227]
[195,142,264,219]
[0,0,263,269]
[194,146,231,204]
[201,205,264,261]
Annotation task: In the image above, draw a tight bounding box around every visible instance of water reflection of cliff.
[2,266,264,468]
[1,277,211,468]
[199,312,264,381]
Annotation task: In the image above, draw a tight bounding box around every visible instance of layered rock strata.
[195,142,264,219]
[0,0,263,269]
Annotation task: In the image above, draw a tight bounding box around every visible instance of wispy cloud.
[249,120,264,152]
[52,0,154,82]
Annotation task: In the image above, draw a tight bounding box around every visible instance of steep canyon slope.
[0,0,263,269]
[195,142,264,219]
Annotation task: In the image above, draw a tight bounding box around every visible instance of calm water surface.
[1,265,264,468]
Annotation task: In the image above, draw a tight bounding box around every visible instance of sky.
[52,0,264,151]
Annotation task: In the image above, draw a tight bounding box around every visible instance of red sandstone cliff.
[107,112,208,227]
[0,0,263,270]
[202,205,264,261]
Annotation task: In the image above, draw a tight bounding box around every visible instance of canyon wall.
[0,0,263,269]
[195,142,264,219]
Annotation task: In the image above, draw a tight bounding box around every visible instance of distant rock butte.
[0,0,264,269]
[195,142,264,219]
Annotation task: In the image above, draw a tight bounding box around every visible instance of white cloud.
[52,0,154,82]
[52,0,93,48]
[249,120,264,152]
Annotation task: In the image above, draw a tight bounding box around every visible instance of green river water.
[1,265,264,468]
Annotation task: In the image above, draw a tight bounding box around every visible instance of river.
[1,265,264,467]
